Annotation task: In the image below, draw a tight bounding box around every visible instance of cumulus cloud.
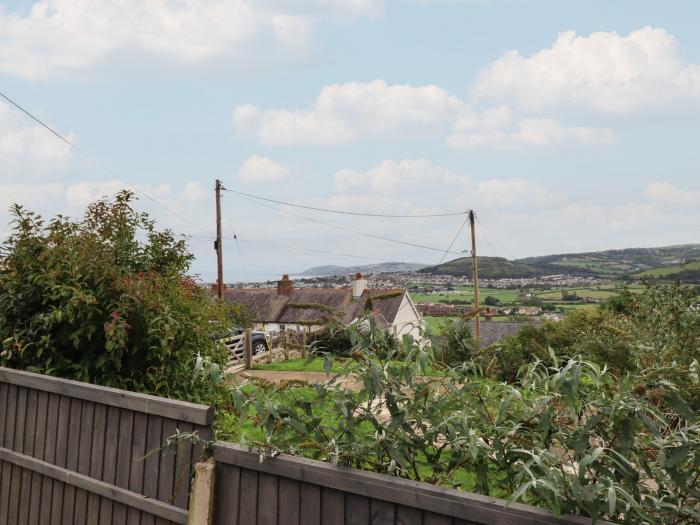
[234,79,616,149]
[473,26,700,113]
[645,181,699,206]
[0,0,382,80]
[333,158,469,194]
[473,178,563,208]
[233,80,469,145]
[448,117,614,150]
[238,155,291,184]
[0,101,73,177]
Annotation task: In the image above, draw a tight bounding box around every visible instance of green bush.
[227,323,700,524]
[0,191,247,402]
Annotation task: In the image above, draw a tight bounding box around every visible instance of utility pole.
[469,210,480,347]
[215,179,224,300]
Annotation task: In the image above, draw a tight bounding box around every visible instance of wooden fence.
[0,366,213,525]
[211,442,598,525]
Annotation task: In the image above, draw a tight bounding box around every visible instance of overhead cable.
[437,217,469,265]
[223,187,468,218]
[231,192,465,256]
[1,90,214,236]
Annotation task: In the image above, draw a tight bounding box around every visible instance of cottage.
[223,273,423,340]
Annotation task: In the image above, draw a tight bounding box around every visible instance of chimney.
[277,274,293,295]
[352,272,367,298]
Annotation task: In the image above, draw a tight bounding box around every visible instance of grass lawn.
[253,357,347,373]
[424,316,458,334]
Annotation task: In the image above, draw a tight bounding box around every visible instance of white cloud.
[0,101,73,177]
[333,159,469,194]
[233,80,469,145]
[0,0,382,80]
[473,26,700,113]
[473,178,563,208]
[448,117,614,150]
[238,155,291,184]
[234,80,614,149]
[645,181,699,206]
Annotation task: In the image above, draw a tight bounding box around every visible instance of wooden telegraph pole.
[215,179,224,300]
[469,210,480,347]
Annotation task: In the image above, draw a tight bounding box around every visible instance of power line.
[1,90,214,236]
[226,236,386,262]
[476,216,517,261]
[437,217,468,265]
[230,192,465,256]
[1,91,73,147]
[222,187,468,218]
[189,233,386,262]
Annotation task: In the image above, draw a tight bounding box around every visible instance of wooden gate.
[0,366,212,525]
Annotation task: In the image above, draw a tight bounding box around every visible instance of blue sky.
[1,0,699,281]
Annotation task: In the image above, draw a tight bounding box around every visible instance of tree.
[483,295,500,306]
[0,191,247,402]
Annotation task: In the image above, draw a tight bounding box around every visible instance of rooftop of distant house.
[220,273,414,327]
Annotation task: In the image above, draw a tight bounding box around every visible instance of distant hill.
[519,244,700,277]
[299,262,428,277]
[634,259,700,283]
[419,256,565,279]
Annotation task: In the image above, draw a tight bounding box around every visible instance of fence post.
[302,329,307,358]
[244,328,252,369]
[188,458,216,525]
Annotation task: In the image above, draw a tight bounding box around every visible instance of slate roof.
[469,321,526,347]
[222,287,408,326]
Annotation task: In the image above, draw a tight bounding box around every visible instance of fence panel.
[0,366,213,525]
[212,442,604,525]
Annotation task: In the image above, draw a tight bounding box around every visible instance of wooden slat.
[0,367,213,425]
[238,469,259,525]
[8,386,28,523]
[299,483,321,525]
[258,473,279,525]
[99,405,121,525]
[0,383,8,524]
[158,418,178,504]
[213,443,596,525]
[395,506,422,525]
[86,403,107,524]
[74,401,95,524]
[141,414,163,525]
[321,487,345,525]
[28,391,49,525]
[18,388,38,525]
[42,393,60,525]
[0,385,16,524]
[345,493,370,525]
[423,512,452,525]
[172,421,193,509]
[61,398,83,524]
[127,412,148,525]
[278,477,300,525]
[114,409,135,525]
[213,464,241,525]
[0,446,188,524]
[50,395,71,524]
[370,499,395,525]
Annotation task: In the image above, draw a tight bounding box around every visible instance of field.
[412,287,520,305]
[634,260,700,277]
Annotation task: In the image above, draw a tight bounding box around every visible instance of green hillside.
[519,244,700,277]
[419,256,565,278]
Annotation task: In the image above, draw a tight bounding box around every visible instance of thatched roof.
[223,287,407,326]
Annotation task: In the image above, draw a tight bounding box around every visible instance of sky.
[1,0,699,282]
